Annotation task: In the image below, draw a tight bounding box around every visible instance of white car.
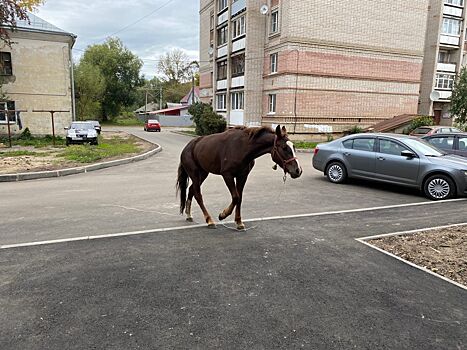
[65,122,99,146]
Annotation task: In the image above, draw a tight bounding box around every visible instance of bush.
[406,116,434,134]
[19,127,32,140]
[346,125,364,135]
[188,102,227,136]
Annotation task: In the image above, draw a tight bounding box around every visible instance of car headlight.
[463,171,467,177]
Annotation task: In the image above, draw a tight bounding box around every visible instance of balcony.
[437,62,457,72]
[440,34,460,46]
[444,4,463,17]
[231,75,244,88]
[437,90,453,100]
[232,37,246,52]
[217,79,227,90]
[230,110,244,125]
[218,11,228,26]
[217,45,228,58]
[231,0,246,17]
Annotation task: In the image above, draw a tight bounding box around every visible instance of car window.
[352,138,375,152]
[148,120,159,123]
[413,127,431,134]
[440,128,451,133]
[71,123,93,129]
[379,139,408,156]
[459,137,467,151]
[342,139,353,149]
[451,128,461,133]
[426,136,454,150]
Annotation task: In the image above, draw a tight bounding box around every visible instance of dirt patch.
[370,226,467,287]
[0,131,155,174]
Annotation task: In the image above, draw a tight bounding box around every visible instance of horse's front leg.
[219,175,238,222]
[234,173,249,230]
[192,171,215,228]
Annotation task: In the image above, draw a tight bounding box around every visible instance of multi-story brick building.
[0,14,76,136]
[419,0,466,126]
[199,0,430,135]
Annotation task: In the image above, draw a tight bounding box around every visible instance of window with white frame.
[442,18,461,35]
[445,0,463,6]
[218,0,228,12]
[270,53,278,73]
[0,101,16,123]
[231,91,244,110]
[217,26,228,46]
[270,10,279,34]
[435,73,455,89]
[438,50,451,63]
[231,54,245,77]
[216,94,226,111]
[268,94,276,114]
[232,15,246,39]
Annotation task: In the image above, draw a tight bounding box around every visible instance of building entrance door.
[434,110,441,125]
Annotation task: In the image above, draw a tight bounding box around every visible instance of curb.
[0,144,162,183]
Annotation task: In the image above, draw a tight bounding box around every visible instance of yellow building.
[0,14,76,136]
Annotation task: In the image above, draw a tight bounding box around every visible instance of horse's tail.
[176,163,189,214]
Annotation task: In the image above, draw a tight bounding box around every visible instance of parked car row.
[312,133,467,201]
[64,120,101,146]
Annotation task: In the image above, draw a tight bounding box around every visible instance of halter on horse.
[176,125,302,230]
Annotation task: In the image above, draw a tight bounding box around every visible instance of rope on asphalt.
[220,223,258,232]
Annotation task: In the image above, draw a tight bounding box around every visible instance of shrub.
[345,125,364,135]
[406,116,434,134]
[188,102,226,136]
[19,127,32,140]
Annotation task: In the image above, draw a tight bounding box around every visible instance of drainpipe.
[69,38,77,121]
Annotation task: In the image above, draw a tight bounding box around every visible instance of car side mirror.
[401,150,416,158]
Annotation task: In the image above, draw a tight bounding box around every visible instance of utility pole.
[159,84,163,110]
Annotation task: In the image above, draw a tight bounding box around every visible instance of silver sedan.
[312,133,467,200]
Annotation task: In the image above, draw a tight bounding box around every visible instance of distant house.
[135,87,200,126]
[0,14,76,136]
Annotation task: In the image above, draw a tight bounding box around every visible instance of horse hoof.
[218,214,225,221]
[208,223,217,229]
[237,224,245,231]
[186,217,194,222]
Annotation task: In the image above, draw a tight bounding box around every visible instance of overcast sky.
[36,0,199,78]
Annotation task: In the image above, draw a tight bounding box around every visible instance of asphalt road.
[0,126,431,246]
[1,201,466,350]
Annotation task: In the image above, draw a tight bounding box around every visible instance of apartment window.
[438,50,451,63]
[217,60,227,81]
[268,94,276,114]
[231,54,245,77]
[435,73,455,89]
[232,15,246,39]
[445,0,463,6]
[270,53,278,73]
[270,10,279,34]
[210,12,214,30]
[218,0,228,12]
[217,26,228,46]
[0,52,12,76]
[0,101,16,123]
[216,94,226,111]
[442,18,461,35]
[231,91,244,110]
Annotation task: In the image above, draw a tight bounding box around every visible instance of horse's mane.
[231,126,274,140]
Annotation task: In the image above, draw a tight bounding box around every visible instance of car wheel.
[423,174,456,201]
[326,161,347,184]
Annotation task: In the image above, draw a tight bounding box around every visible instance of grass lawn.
[0,150,50,158]
[294,141,319,149]
[0,135,66,148]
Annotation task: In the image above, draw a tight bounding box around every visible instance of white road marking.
[1,198,465,249]
[356,224,467,291]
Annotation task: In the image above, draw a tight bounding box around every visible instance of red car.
[144,119,161,132]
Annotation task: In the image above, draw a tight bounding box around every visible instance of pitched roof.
[15,13,76,37]
[366,114,418,133]
[147,105,190,115]
[180,87,200,104]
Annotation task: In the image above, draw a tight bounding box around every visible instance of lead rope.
[220,223,258,232]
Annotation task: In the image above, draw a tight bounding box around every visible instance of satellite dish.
[260,4,269,15]
[430,91,440,101]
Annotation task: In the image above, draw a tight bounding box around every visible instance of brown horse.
[176,125,302,229]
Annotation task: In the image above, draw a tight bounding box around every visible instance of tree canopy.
[79,38,144,120]
[157,49,194,84]
[450,66,467,126]
[0,0,44,46]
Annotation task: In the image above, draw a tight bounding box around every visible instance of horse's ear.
[281,126,287,136]
[275,125,282,138]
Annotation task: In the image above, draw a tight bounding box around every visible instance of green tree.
[0,0,44,46]
[157,49,191,83]
[80,38,144,120]
[188,102,226,136]
[450,66,467,126]
[75,61,106,120]
[403,116,434,134]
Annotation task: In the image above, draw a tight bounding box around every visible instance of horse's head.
[271,125,303,179]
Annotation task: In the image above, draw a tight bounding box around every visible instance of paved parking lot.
[1,128,465,349]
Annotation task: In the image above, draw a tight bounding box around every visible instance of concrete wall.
[0,30,74,136]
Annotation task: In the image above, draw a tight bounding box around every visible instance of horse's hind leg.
[185,185,195,222]
[191,171,216,228]
[219,175,238,222]
[234,174,248,230]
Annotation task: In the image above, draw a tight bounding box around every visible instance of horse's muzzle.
[290,167,303,179]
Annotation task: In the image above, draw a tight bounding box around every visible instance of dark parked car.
[144,119,161,132]
[409,126,461,137]
[422,133,467,158]
[312,133,467,200]
[65,122,99,146]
